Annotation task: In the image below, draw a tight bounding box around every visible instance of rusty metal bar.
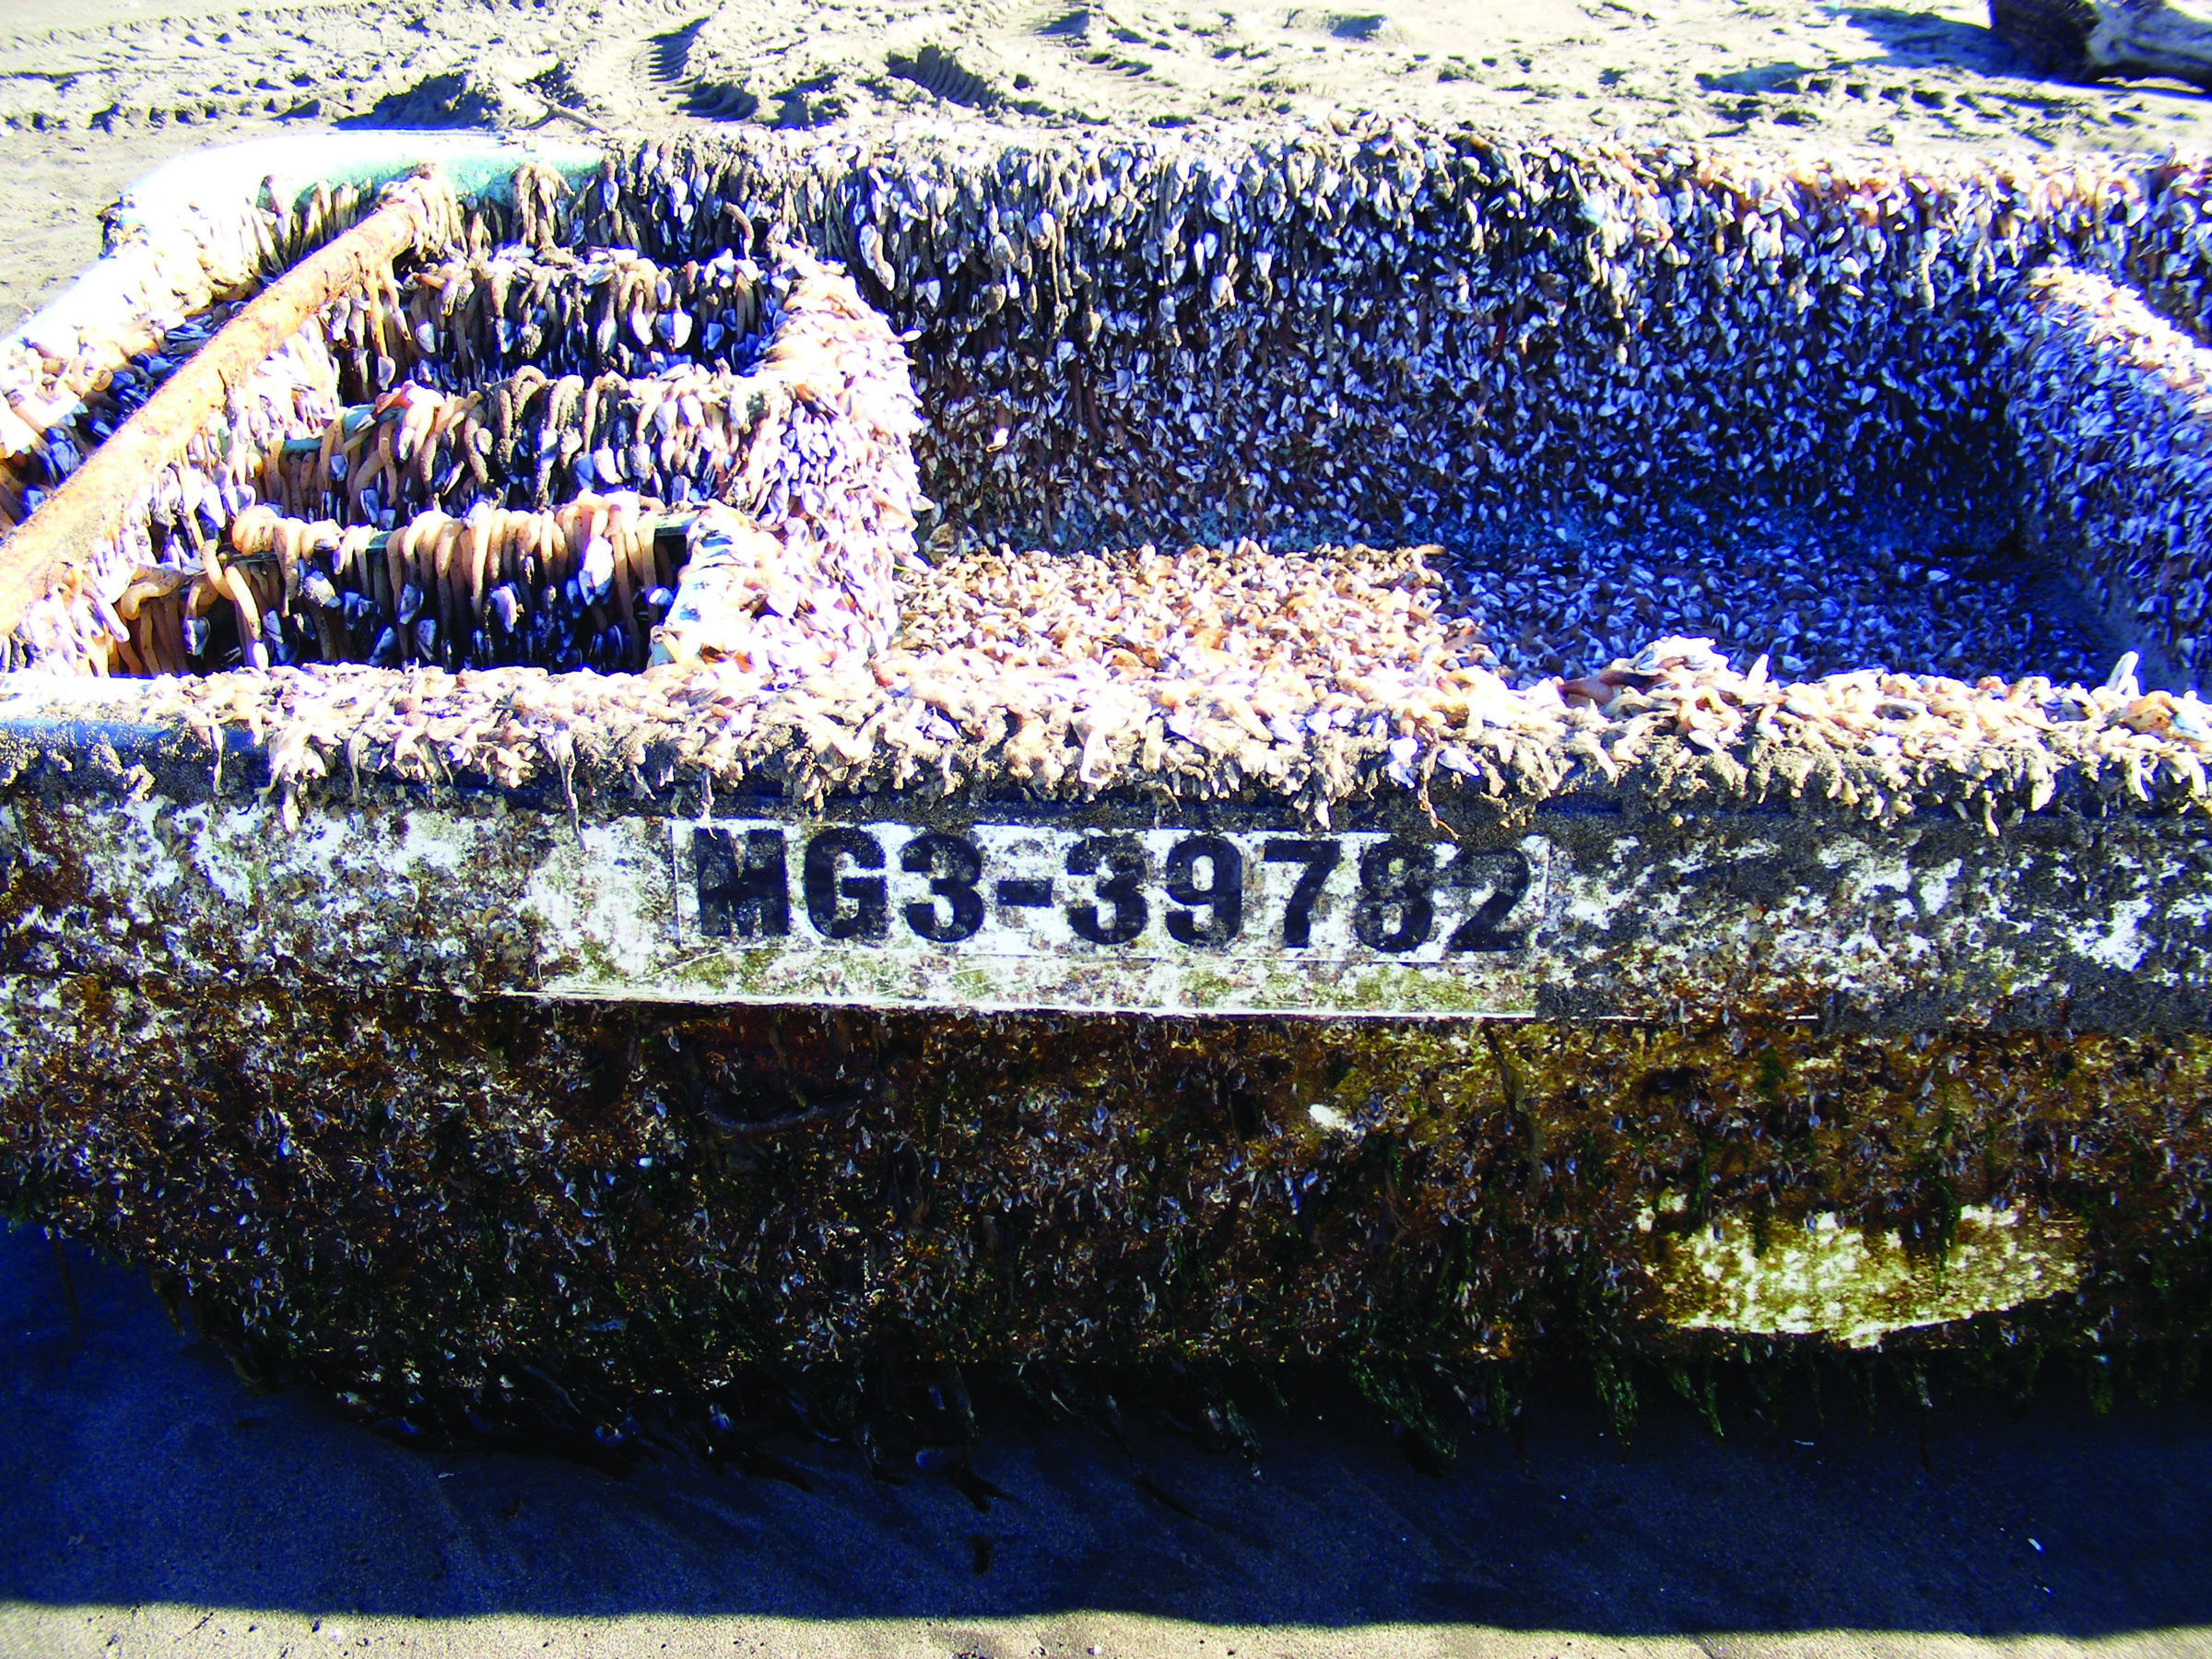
[0,189,442,641]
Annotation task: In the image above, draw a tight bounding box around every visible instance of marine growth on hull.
[8,132,2209,716]
[8,131,2212,1403]
[5,214,921,681]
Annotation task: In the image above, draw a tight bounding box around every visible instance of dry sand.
[4,0,2212,1653]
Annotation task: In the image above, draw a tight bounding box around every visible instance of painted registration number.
[670,821,1552,962]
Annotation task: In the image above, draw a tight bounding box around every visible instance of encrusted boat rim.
[0,626,2205,828]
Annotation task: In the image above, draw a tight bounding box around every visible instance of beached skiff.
[0,129,2207,1441]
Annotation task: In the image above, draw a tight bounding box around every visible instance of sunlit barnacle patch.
[1649,1200,2084,1348]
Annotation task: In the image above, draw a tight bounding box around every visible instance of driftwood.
[1992,0,2212,88]
[0,190,439,643]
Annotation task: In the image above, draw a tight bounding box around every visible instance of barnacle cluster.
[78,618,2193,829]
[146,497,886,677]
[216,495,682,675]
[2007,263,2212,691]
[346,240,771,400]
[601,132,2209,549]
[298,246,914,570]
[4,220,921,677]
[0,171,424,532]
[8,320,345,675]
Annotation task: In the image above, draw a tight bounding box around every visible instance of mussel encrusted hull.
[4,125,2212,1413]
[1,717,2210,1401]
[5,979,2208,1421]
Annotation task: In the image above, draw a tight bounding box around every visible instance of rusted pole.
[0,188,440,641]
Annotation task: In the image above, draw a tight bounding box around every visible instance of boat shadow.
[1,1226,2206,1637]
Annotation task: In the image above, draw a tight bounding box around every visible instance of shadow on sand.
[2,1225,2207,1636]
[1828,2,2212,102]
[1826,5,2027,71]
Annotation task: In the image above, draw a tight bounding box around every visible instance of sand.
[3,0,2212,1653]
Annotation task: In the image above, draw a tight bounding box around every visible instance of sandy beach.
[4,0,2212,1653]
